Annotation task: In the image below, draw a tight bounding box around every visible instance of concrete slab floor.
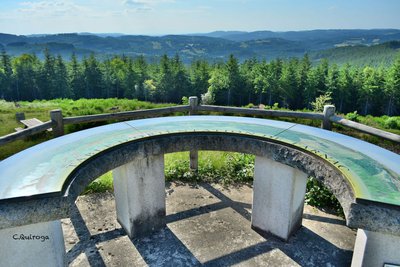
[63,182,356,266]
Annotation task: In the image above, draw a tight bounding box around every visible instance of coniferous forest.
[1,49,400,116]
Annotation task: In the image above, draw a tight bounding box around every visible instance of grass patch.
[165,151,254,184]
[83,172,114,195]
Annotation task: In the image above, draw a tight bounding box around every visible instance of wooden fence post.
[50,109,64,137]
[189,96,199,171]
[189,96,198,115]
[15,112,25,121]
[322,105,335,131]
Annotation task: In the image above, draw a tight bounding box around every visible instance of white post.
[113,154,166,238]
[251,156,308,241]
[0,221,66,267]
[351,229,400,267]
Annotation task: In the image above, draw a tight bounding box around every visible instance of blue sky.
[1,0,399,35]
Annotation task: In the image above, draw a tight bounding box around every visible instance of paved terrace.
[64,183,355,266]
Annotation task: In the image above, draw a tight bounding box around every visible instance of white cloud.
[123,0,145,7]
[164,5,211,15]
[122,0,175,11]
[2,0,176,22]
[123,0,175,4]
[122,1,152,12]
[0,0,216,35]
[17,0,88,18]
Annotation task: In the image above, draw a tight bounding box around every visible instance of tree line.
[1,49,399,116]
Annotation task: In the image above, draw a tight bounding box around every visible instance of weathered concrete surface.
[0,220,66,267]
[113,154,165,238]
[252,156,308,240]
[63,182,356,266]
[351,229,400,267]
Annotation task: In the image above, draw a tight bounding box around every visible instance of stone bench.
[15,118,46,132]
[0,116,399,267]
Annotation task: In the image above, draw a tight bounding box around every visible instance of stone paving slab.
[63,182,356,266]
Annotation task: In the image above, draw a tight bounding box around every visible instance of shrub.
[245,103,256,108]
[384,117,400,130]
[181,96,189,105]
[311,92,332,112]
[345,111,359,122]
[272,103,280,110]
[201,91,215,105]
[305,176,343,215]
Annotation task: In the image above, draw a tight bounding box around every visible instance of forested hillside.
[1,29,400,65]
[200,29,400,45]
[310,41,400,66]
[1,50,399,116]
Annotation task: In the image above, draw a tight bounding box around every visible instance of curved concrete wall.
[2,132,400,236]
[64,133,354,219]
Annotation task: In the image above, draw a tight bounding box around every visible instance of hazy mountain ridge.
[200,29,400,43]
[1,29,400,65]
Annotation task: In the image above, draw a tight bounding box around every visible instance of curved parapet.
[0,116,399,235]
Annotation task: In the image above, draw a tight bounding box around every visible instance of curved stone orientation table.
[0,116,399,266]
[1,116,399,206]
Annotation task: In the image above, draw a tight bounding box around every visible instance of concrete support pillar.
[113,154,166,238]
[0,220,66,267]
[351,229,400,267]
[251,156,308,241]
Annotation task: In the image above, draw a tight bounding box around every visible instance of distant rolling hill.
[0,33,299,62]
[199,29,400,45]
[310,41,400,66]
[1,29,400,65]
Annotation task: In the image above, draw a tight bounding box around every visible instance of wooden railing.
[1,96,399,146]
